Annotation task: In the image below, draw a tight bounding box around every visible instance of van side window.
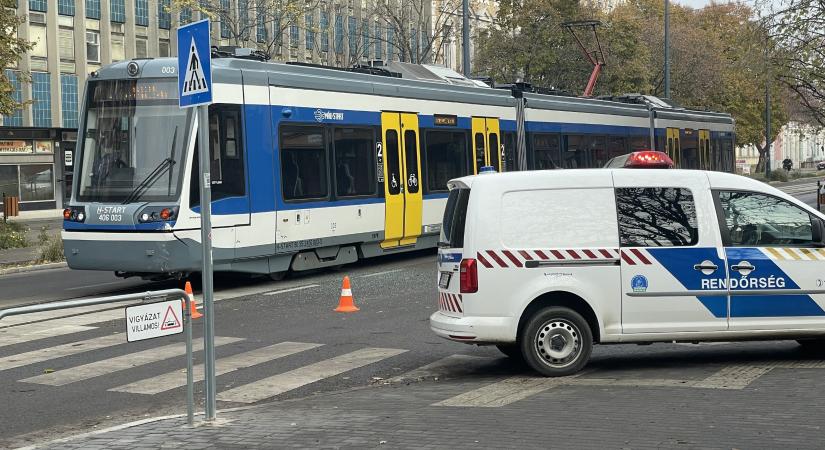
[280,125,328,201]
[617,187,698,247]
[717,191,814,246]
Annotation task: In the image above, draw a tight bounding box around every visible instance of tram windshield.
[76,78,191,203]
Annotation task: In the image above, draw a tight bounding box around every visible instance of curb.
[0,261,67,276]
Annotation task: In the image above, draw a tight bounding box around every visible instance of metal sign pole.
[196,104,216,420]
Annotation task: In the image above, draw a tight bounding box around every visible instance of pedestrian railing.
[0,289,197,426]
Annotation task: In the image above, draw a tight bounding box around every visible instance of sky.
[672,0,784,12]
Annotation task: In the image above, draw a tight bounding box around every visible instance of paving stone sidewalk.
[0,217,62,267]
[30,365,825,450]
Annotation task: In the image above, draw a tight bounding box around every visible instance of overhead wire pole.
[462,0,470,77]
[664,0,670,98]
[764,29,772,177]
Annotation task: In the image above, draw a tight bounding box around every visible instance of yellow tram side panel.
[380,112,404,249]
[399,112,423,247]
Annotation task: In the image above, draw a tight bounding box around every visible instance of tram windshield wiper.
[121,126,178,205]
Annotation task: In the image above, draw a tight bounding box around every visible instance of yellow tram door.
[471,117,502,173]
[698,129,711,170]
[666,128,681,167]
[380,112,423,249]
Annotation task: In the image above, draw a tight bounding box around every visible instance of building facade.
[1,0,429,210]
[736,121,825,174]
[431,0,496,75]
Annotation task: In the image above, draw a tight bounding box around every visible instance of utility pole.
[765,31,772,177]
[664,0,670,98]
[462,0,470,77]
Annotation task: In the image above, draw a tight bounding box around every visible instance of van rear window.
[440,188,470,248]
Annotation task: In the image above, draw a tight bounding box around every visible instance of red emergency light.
[623,150,674,169]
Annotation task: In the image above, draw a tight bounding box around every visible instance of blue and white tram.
[62,55,735,279]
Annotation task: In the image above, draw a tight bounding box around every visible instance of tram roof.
[92,57,733,125]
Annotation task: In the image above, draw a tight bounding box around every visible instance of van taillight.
[460,258,478,293]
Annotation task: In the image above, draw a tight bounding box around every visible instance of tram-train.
[62,53,735,279]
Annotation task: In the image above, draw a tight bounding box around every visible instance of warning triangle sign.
[182,37,209,96]
[161,304,182,330]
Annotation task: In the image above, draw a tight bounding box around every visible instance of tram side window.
[564,135,592,168]
[474,132,485,170]
[280,126,328,201]
[404,130,420,194]
[681,130,699,169]
[425,130,467,192]
[503,132,515,171]
[606,136,627,162]
[190,105,246,207]
[629,136,649,152]
[333,127,375,197]
[385,129,401,195]
[532,133,559,169]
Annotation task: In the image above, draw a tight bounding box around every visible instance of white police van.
[431,151,825,376]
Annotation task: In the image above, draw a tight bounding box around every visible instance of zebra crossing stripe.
[0,333,126,372]
[20,337,243,386]
[109,341,322,395]
[0,322,97,348]
[434,376,571,408]
[216,347,407,404]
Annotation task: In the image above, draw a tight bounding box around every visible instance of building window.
[86,0,100,19]
[110,0,125,22]
[348,16,356,56]
[20,164,54,202]
[616,187,698,247]
[85,31,100,62]
[386,27,394,60]
[111,34,125,61]
[410,27,418,62]
[0,166,20,201]
[158,0,171,29]
[320,12,329,52]
[180,7,192,24]
[3,70,23,127]
[158,40,170,57]
[220,0,230,38]
[374,23,381,59]
[334,15,343,54]
[238,0,249,40]
[256,13,267,43]
[29,25,48,58]
[135,37,148,58]
[135,0,148,26]
[305,13,314,50]
[60,75,79,129]
[29,0,47,12]
[58,28,75,60]
[361,20,369,59]
[290,18,299,47]
[31,72,51,128]
[58,0,75,16]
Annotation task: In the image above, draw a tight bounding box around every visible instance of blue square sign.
[177,19,212,108]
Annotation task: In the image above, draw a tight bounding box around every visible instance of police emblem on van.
[631,275,648,293]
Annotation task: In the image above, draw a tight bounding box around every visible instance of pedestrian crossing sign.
[177,19,212,108]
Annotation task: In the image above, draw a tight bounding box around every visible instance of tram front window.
[77,78,191,203]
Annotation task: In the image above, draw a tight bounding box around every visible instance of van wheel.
[268,271,287,281]
[495,344,524,362]
[520,307,592,377]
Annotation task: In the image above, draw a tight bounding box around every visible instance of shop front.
[0,127,72,212]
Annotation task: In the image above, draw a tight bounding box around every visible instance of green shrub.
[768,170,789,182]
[0,221,29,249]
[37,230,64,263]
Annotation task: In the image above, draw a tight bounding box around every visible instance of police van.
[431,151,825,376]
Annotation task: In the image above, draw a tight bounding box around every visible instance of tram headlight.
[63,207,86,222]
[137,206,178,223]
[63,209,72,220]
[76,212,85,222]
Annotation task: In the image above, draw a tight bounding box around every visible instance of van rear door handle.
[731,264,756,272]
[693,263,718,271]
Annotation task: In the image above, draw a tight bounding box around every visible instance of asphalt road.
[0,183,823,448]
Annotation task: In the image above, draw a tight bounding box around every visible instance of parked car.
[817,161,825,170]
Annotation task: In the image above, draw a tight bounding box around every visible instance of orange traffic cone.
[334,276,359,312]
[183,281,203,319]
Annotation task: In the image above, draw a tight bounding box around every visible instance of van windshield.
[439,188,470,248]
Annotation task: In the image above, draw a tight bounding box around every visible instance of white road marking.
[216,347,407,404]
[0,321,97,348]
[109,341,323,395]
[358,269,403,278]
[0,333,126,371]
[435,375,573,408]
[390,355,495,383]
[20,337,243,386]
[65,281,133,292]
[262,285,319,296]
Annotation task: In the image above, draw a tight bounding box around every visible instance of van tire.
[520,306,592,377]
[495,344,524,362]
